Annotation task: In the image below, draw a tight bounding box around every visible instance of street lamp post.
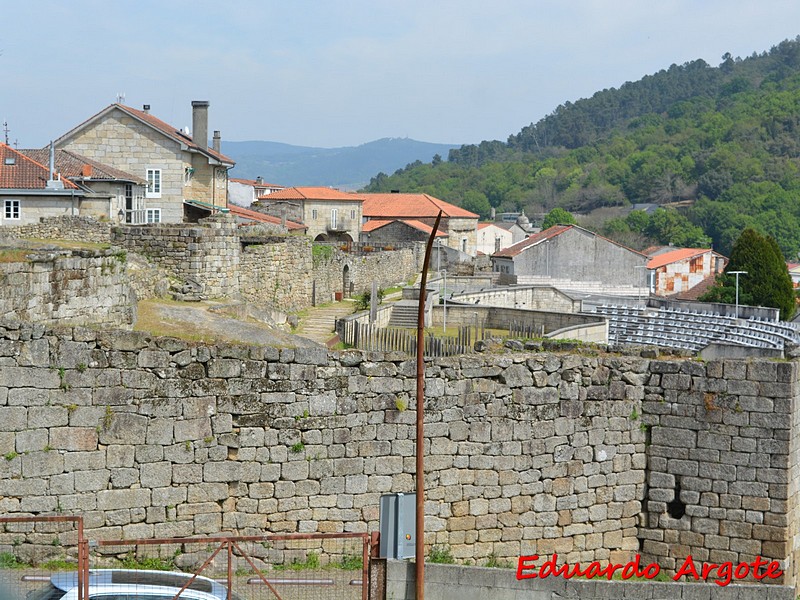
[442,270,447,334]
[729,271,747,319]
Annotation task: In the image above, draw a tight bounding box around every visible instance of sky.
[2,1,800,149]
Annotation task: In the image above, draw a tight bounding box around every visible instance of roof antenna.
[116,92,126,104]
[2,121,9,145]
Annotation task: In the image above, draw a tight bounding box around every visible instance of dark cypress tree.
[701,228,795,319]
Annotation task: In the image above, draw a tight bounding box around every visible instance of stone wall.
[0,251,134,327]
[111,217,239,298]
[0,327,798,588]
[0,216,112,244]
[238,237,314,312]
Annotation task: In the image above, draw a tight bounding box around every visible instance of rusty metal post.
[415,210,442,600]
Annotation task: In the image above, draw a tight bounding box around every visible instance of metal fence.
[0,515,88,600]
[1,517,371,600]
[338,322,478,357]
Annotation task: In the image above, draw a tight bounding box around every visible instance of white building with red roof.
[476,222,514,255]
[228,177,284,207]
[361,192,479,255]
[646,247,727,296]
[0,143,87,225]
[54,101,235,224]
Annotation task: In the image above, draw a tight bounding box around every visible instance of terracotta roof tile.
[363,218,447,236]
[20,149,146,185]
[258,186,363,202]
[117,104,235,165]
[647,248,718,270]
[361,193,478,219]
[227,204,306,231]
[0,144,80,190]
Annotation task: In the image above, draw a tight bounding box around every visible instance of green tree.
[700,228,795,320]
[541,207,577,230]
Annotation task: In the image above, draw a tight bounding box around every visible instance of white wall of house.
[476,223,514,256]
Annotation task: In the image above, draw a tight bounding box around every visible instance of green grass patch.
[427,546,455,564]
[120,553,175,571]
[0,552,28,568]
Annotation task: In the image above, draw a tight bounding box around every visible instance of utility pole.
[729,271,747,319]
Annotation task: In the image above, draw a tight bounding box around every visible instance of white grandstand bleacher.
[590,302,800,353]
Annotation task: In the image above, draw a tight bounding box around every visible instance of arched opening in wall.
[314,233,328,242]
[343,265,351,298]
[667,477,686,519]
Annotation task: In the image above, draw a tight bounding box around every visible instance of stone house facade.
[53,101,234,224]
[254,186,363,243]
[19,148,146,223]
[361,192,478,256]
[360,218,448,246]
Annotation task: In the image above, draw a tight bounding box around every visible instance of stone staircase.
[388,302,419,328]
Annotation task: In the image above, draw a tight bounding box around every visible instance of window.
[312,209,318,220]
[146,169,161,198]
[146,208,161,223]
[184,167,194,185]
[4,199,20,220]
[350,209,356,220]
[331,208,338,229]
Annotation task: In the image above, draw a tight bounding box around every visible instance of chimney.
[213,130,221,153]
[46,141,64,190]
[143,104,150,114]
[81,164,93,177]
[256,176,263,185]
[191,100,210,150]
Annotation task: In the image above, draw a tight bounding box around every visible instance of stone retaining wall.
[0,216,113,245]
[0,327,798,588]
[0,251,134,327]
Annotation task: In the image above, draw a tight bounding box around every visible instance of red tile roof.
[55,104,235,166]
[0,144,80,190]
[227,204,306,231]
[361,193,478,219]
[259,186,363,201]
[647,248,716,270]
[20,148,145,185]
[116,104,235,165]
[362,218,447,237]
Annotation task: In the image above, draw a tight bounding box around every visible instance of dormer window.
[3,157,15,166]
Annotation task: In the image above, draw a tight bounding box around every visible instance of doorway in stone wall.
[343,264,351,298]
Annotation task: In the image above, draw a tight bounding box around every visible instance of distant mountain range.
[221,138,460,190]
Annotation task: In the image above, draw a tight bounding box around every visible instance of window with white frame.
[4,199,20,220]
[146,168,162,198]
[146,208,161,223]
[331,208,338,229]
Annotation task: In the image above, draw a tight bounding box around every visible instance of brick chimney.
[191,100,209,150]
[213,130,221,153]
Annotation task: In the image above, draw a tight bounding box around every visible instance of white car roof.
[50,570,230,600]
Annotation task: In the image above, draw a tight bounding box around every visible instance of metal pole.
[729,271,747,319]
[442,270,447,334]
[415,210,442,600]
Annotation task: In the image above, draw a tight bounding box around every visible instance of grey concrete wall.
[511,228,647,286]
[384,561,795,600]
[450,286,581,313]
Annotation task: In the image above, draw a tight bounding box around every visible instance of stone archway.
[343,264,351,298]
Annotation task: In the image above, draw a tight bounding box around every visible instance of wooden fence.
[338,321,479,357]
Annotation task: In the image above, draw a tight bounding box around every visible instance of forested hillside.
[364,37,800,258]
